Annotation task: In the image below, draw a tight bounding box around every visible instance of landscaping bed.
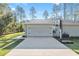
[65,37,79,54]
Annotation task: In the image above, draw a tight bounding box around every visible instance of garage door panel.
[27,25,53,36]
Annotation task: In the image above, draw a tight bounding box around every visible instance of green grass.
[0,42,5,47]
[0,32,24,41]
[0,32,24,56]
[66,37,79,54]
[0,39,24,56]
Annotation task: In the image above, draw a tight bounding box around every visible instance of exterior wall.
[54,25,79,37]
[63,25,79,37]
[24,19,79,37]
[26,24,53,37]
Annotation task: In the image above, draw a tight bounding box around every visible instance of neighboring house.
[62,20,79,37]
[23,19,79,37]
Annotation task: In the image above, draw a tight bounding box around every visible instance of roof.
[24,19,79,26]
[24,19,54,25]
[62,20,79,26]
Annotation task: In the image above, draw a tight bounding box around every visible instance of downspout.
[59,19,63,41]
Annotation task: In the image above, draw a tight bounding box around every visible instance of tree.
[16,5,26,23]
[0,4,13,35]
[43,10,49,19]
[53,4,60,20]
[63,3,74,21]
[30,7,36,20]
[5,20,17,34]
[0,4,24,35]
[73,4,79,22]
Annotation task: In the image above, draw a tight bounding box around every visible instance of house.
[23,19,79,37]
[62,20,79,37]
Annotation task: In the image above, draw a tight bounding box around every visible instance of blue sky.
[9,3,58,19]
[9,3,79,20]
[8,3,73,20]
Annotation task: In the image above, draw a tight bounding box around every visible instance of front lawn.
[0,32,24,41]
[66,37,79,54]
[0,32,24,56]
[0,39,24,56]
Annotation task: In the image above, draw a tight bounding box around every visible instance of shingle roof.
[24,19,79,26]
[24,19,53,24]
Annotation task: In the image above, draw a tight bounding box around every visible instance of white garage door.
[27,24,53,37]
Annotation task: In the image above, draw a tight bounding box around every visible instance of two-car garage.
[26,24,53,37]
[24,19,79,37]
[24,20,54,37]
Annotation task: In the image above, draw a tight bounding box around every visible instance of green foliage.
[16,23,24,32]
[0,4,12,35]
[0,4,24,35]
[4,21,24,34]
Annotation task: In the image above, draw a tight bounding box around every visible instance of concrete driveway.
[6,37,78,56]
